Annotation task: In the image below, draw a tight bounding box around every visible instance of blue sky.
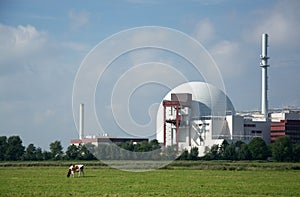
[1,0,300,150]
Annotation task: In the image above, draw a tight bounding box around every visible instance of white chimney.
[260,34,269,119]
[79,103,84,139]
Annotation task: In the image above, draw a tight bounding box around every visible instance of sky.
[1,0,300,150]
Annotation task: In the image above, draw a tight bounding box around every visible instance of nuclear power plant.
[71,34,300,156]
[155,33,300,156]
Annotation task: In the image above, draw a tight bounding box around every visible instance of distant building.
[70,136,148,147]
[270,110,300,143]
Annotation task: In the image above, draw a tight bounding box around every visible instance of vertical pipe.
[176,105,179,150]
[163,104,166,147]
[79,103,84,140]
[260,34,269,119]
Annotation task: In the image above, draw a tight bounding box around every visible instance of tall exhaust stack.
[260,34,269,119]
[79,103,84,140]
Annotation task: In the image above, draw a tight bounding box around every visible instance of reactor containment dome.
[156,81,235,156]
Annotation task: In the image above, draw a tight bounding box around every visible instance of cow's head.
[67,169,71,177]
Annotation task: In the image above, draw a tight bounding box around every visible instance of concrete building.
[70,136,148,147]
[155,33,272,156]
[70,103,148,147]
[156,81,271,156]
[270,110,300,143]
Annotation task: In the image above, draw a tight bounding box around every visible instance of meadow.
[1,161,300,196]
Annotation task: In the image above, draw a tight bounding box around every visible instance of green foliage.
[223,143,236,160]
[248,137,269,160]
[22,144,37,161]
[65,144,78,160]
[203,139,267,161]
[188,147,199,160]
[0,136,8,161]
[293,143,300,162]
[272,136,293,162]
[1,135,300,162]
[49,140,63,160]
[203,144,219,160]
[219,140,229,159]
[35,147,44,161]
[178,147,199,160]
[178,150,189,160]
[237,143,252,160]
[6,136,25,161]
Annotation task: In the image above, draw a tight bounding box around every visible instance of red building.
[271,111,300,143]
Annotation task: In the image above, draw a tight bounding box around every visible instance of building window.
[244,124,256,127]
[251,130,262,134]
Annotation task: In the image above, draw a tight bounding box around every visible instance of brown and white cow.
[67,164,84,178]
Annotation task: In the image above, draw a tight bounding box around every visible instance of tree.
[49,141,63,160]
[35,147,44,161]
[65,144,79,160]
[6,136,25,161]
[139,141,151,152]
[0,136,8,161]
[77,145,96,160]
[23,144,37,161]
[149,139,161,151]
[237,143,251,160]
[219,140,229,159]
[178,150,189,160]
[42,150,52,160]
[203,144,219,160]
[272,136,293,162]
[248,137,269,160]
[120,141,134,151]
[188,147,199,160]
[292,143,300,162]
[223,143,236,160]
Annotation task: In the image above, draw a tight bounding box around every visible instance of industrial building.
[71,33,300,157]
[156,34,272,156]
[155,81,271,156]
[70,136,148,147]
[70,103,148,147]
[270,110,300,143]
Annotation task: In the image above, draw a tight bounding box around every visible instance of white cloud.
[193,18,216,44]
[68,9,90,30]
[33,109,56,125]
[245,0,300,49]
[0,24,47,66]
[0,23,88,76]
[0,23,86,148]
[209,40,252,79]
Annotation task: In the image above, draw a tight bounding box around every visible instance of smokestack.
[79,103,84,139]
[260,34,269,119]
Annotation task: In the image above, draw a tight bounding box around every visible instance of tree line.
[1,135,300,162]
[0,136,96,161]
[202,136,300,162]
[0,136,168,161]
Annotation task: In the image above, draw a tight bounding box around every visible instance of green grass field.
[1,162,300,196]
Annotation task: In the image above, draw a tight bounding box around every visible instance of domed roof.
[162,81,235,117]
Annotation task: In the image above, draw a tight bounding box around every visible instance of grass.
[0,161,300,196]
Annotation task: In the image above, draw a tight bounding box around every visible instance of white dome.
[161,81,235,117]
[156,81,235,146]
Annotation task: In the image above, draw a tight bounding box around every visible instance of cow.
[67,164,84,178]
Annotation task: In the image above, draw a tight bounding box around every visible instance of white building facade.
[156,82,270,156]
